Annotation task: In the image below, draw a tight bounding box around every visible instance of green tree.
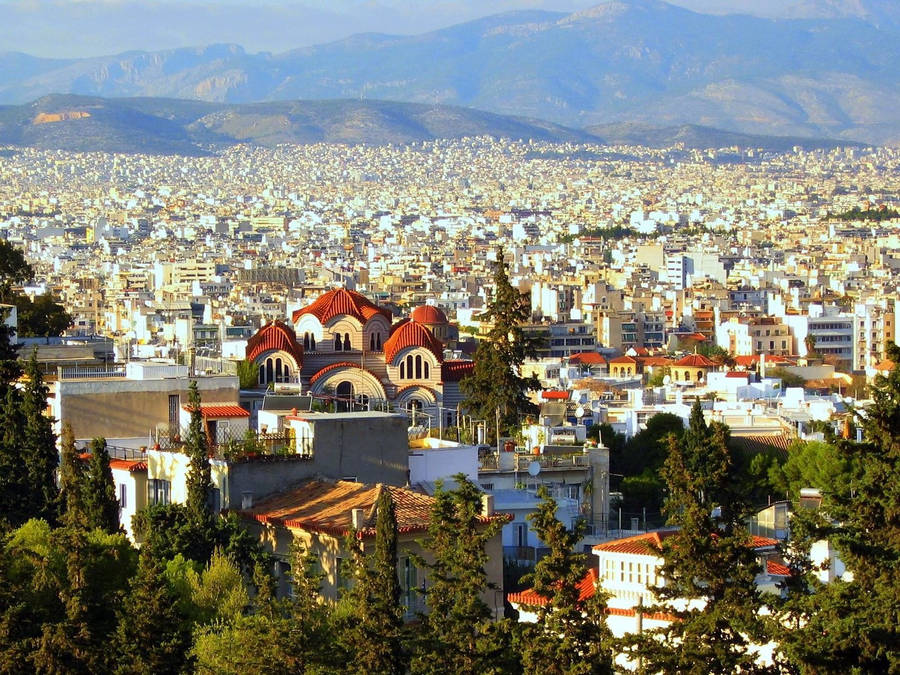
[0,240,32,304]
[461,246,540,442]
[627,401,772,673]
[519,486,613,674]
[14,293,72,338]
[21,350,59,523]
[770,439,849,501]
[0,386,28,526]
[410,474,507,675]
[58,422,87,528]
[339,488,406,674]
[235,359,259,389]
[0,304,20,386]
[184,380,217,563]
[114,550,192,675]
[82,438,120,534]
[777,344,900,672]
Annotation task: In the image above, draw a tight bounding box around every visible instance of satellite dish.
[575,405,585,418]
[527,461,541,477]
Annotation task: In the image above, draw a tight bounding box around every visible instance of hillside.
[1,2,900,144]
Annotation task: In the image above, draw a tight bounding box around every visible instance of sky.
[0,0,817,59]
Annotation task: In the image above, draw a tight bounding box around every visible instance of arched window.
[344,333,351,351]
[684,371,690,381]
[696,370,703,381]
[266,358,274,384]
[376,333,382,350]
[406,355,413,380]
[303,333,310,350]
[370,333,376,351]
[335,334,342,351]
[415,355,422,379]
[310,334,316,350]
[275,358,283,382]
[424,361,430,379]
[400,361,406,379]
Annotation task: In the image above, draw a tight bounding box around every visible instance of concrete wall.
[55,375,238,439]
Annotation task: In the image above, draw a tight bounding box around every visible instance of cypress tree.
[341,488,406,674]
[460,246,540,442]
[410,474,506,675]
[0,386,27,525]
[82,437,120,534]
[21,349,58,523]
[184,380,216,562]
[628,400,770,673]
[58,421,87,528]
[520,486,614,675]
[115,550,192,675]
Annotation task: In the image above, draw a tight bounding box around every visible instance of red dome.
[292,287,392,325]
[246,320,303,365]
[410,304,448,325]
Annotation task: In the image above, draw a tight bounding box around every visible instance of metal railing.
[58,365,126,380]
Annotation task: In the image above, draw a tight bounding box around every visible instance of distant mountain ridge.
[0,94,862,155]
[1,1,900,144]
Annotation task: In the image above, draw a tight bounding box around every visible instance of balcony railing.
[58,365,126,380]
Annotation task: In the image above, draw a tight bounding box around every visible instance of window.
[370,333,376,351]
[415,355,422,379]
[208,487,221,513]
[334,334,342,351]
[148,479,171,505]
[119,483,127,509]
[343,333,351,351]
[424,361,430,379]
[304,333,311,350]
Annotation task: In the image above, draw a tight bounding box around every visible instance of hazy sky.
[0,0,811,58]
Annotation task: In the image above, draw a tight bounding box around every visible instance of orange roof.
[541,390,570,400]
[79,454,147,473]
[508,568,598,608]
[182,404,250,418]
[873,359,895,373]
[410,304,448,325]
[246,320,303,365]
[593,530,777,556]
[292,288,392,325]
[441,360,474,382]
[734,355,760,367]
[725,371,749,378]
[767,559,791,576]
[638,356,674,367]
[383,319,444,363]
[673,353,716,368]
[569,352,607,365]
[608,355,637,364]
[238,479,505,538]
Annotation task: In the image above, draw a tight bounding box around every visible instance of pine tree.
[21,349,58,523]
[410,474,507,675]
[520,486,614,675]
[58,421,87,528]
[184,380,216,562]
[461,246,540,442]
[115,550,192,675]
[777,343,900,672]
[628,400,771,674]
[82,437,120,533]
[0,386,27,526]
[340,488,406,674]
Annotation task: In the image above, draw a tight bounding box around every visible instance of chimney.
[351,508,365,530]
[481,494,494,517]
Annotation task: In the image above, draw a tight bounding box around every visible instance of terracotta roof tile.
[569,352,607,365]
[767,559,791,576]
[292,288,392,325]
[674,353,717,368]
[383,319,444,363]
[246,320,303,366]
[441,360,474,382]
[541,390,570,400]
[182,404,250,418]
[508,568,598,607]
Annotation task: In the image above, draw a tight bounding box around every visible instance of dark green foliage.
[0,305,20,386]
[21,351,59,524]
[410,474,508,674]
[184,380,217,562]
[613,412,684,477]
[558,224,636,243]
[776,344,900,672]
[0,240,32,304]
[13,293,72,338]
[770,439,849,502]
[831,205,900,222]
[235,359,259,389]
[461,246,540,442]
[519,486,613,674]
[58,422,87,528]
[114,550,192,675]
[627,401,772,673]
[339,489,406,674]
[82,438,120,534]
[0,386,28,526]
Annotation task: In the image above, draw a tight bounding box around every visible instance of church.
[245,288,473,425]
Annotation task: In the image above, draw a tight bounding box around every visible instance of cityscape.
[0,1,898,673]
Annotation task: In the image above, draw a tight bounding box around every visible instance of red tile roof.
[246,320,303,365]
[541,390,570,400]
[507,568,598,607]
[441,360,474,382]
[569,352,606,365]
[238,479,507,539]
[410,304,448,325]
[109,459,148,473]
[593,530,778,556]
[767,559,791,576]
[725,371,749,378]
[383,318,444,363]
[292,288,392,325]
[182,404,250,418]
[734,355,760,367]
[674,353,717,368]
[638,356,674,367]
[608,355,637,364]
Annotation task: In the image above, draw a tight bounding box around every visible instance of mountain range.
[1,0,899,145]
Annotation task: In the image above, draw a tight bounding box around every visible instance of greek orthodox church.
[245,288,472,423]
